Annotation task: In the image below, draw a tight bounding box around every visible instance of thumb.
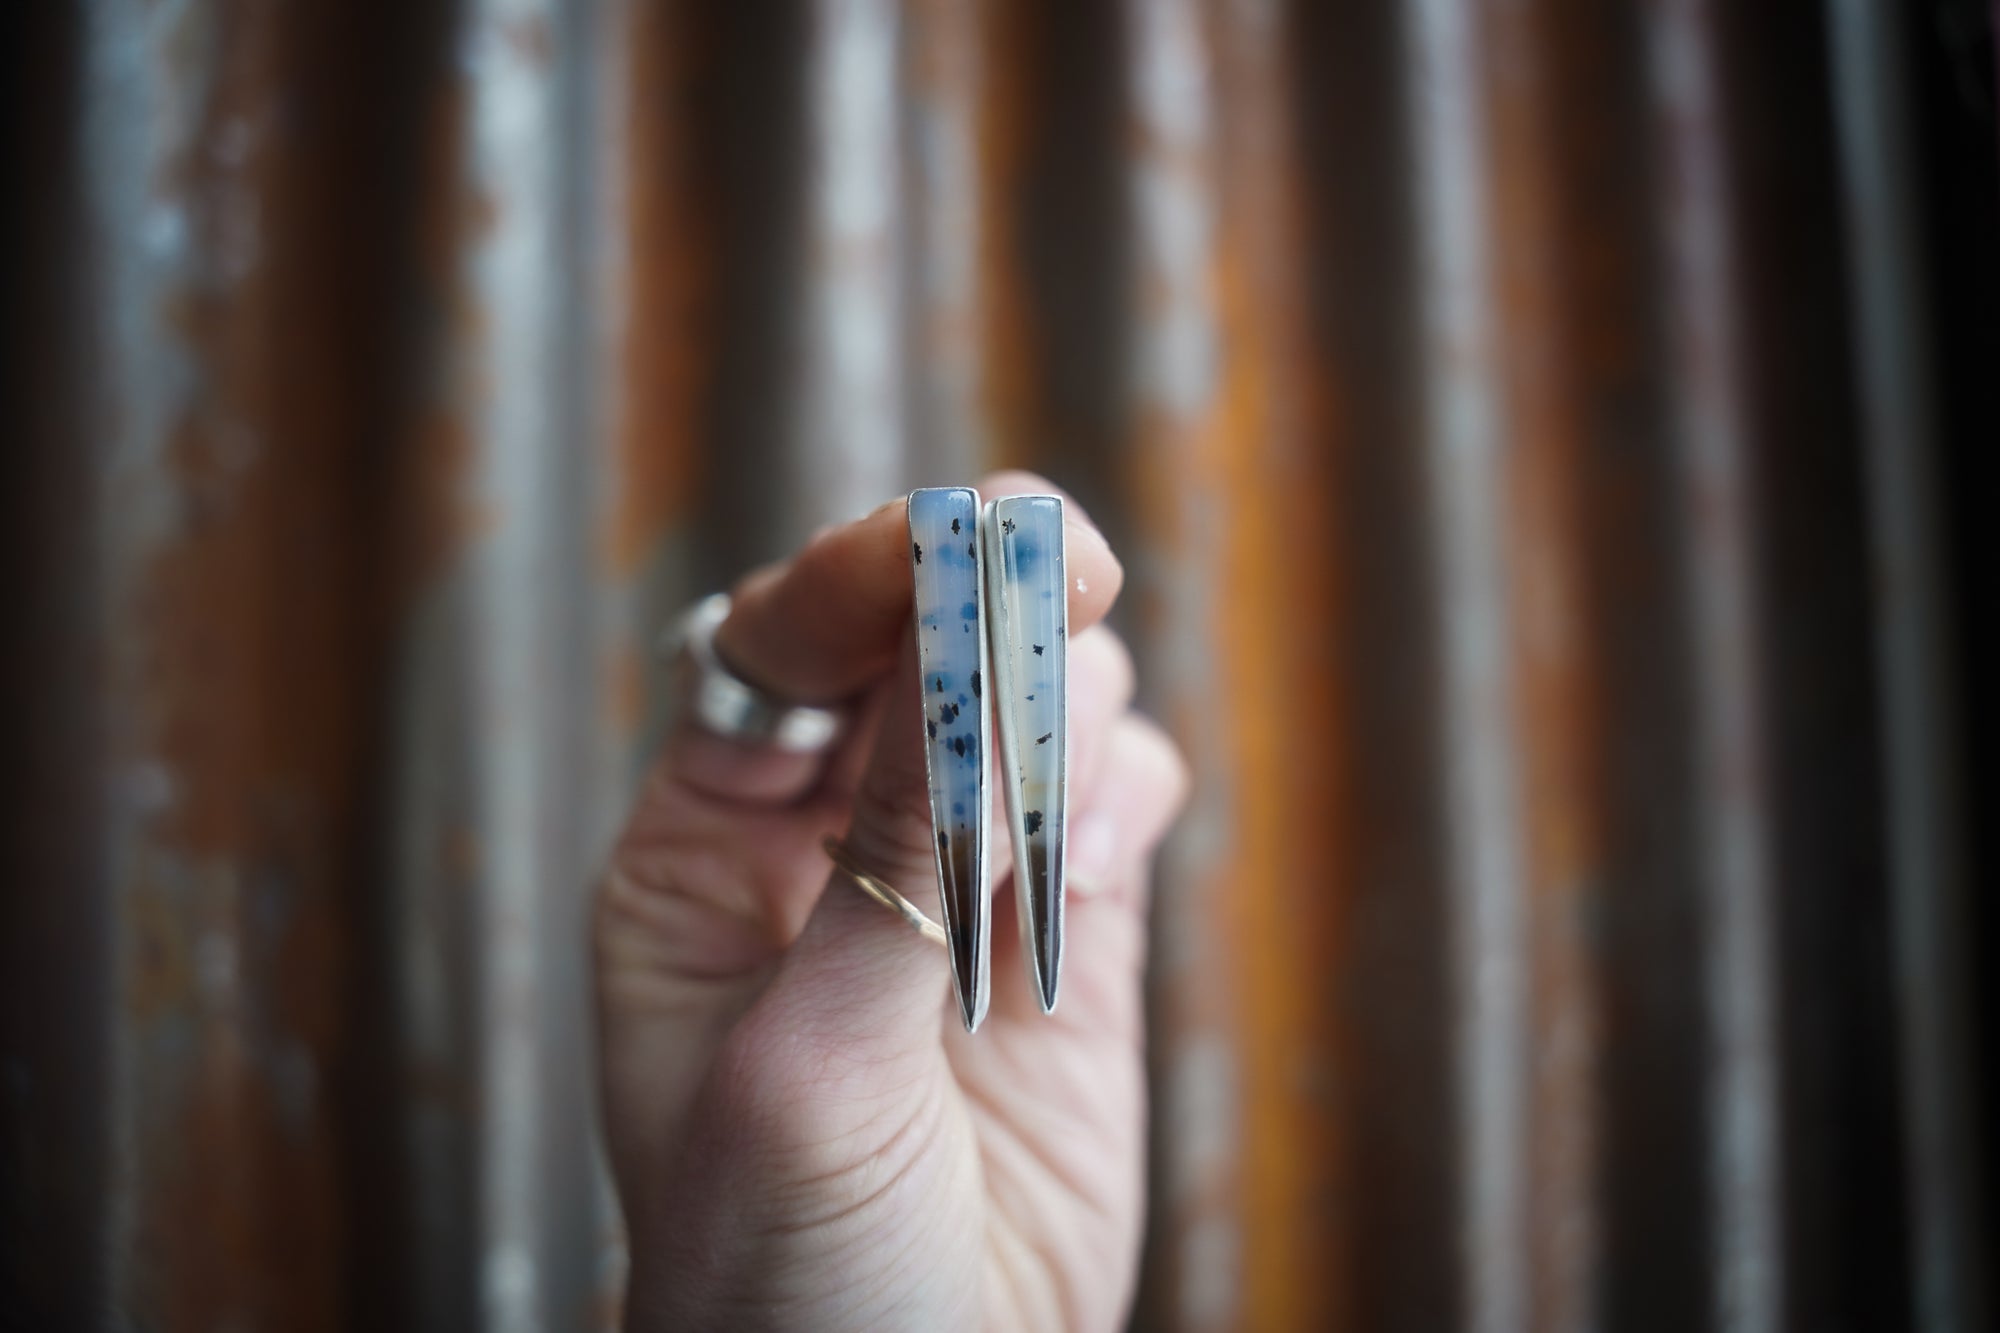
[755,633,982,1063]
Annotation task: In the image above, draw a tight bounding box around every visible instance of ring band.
[823,837,948,947]
[662,593,845,753]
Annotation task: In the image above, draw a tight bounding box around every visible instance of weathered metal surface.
[1827,2,1991,1329]
[2,8,107,1327]
[901,0,990,485]
[1199,10,1351,1330]
[1115,0,1235,1319]
[397,6,607,1331]
[1403,2,1533,1328]
[1643,2,1786,1328]
[3,0,1990,1329]
[82,3,369,1327]
[1482,1,1615,1327]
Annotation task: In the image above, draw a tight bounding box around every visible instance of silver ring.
[662,593,845,753]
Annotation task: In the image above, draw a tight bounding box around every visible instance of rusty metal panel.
[383,4,609,1330]
[3,0,1992,1329]
[1402,2,1535,1328]
[1115,1,1240,1327]
[1481,3,1613,1328]
[78,4,377,1328]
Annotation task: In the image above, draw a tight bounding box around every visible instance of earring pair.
[905,487,1068,1032]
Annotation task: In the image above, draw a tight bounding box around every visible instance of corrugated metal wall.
[3,1,1993,1329]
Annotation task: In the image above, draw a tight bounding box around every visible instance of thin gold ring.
[822,836,948,948]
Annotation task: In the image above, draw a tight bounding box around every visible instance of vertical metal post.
[1645,2,1783,1328]
[1402,0,1531,1328]
[1826,2,1990,1328]
[1121,1,1235,1327]
[797,0,909,525]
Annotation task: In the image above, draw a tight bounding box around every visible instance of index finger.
[714,471,1122,706]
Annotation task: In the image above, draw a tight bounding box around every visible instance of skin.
[595,471,1189,1330]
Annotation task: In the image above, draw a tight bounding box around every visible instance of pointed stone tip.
[948,918,985,1033]
[948,956,988,1024]
[1033,919,1061,1013]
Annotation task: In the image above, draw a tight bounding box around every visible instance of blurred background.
[3,0,1995,1329]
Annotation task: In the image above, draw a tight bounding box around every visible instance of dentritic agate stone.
[908,487,992,1031]
[983,494,1067,1012]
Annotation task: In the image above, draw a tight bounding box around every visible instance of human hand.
[595,472,1188,1330]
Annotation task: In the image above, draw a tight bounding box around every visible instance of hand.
[595,471,1188,1330]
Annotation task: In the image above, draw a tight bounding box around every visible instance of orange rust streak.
[116,2,382,1328]
[1113,7,1354,1326]
[595,2,723,747]
[976,0,1043,471]
[386,69,488,605]
[1206,7,1350,1327]
[602,1,712,582]
[1485,1,1613,1328]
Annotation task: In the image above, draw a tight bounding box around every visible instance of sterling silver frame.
[981,495,1069,1012]
[907,486,993,1032]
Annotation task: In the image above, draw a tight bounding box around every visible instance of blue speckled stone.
[908,487,991,1032]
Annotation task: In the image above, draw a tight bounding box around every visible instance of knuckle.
[1116,712,1192,814]
[844,774,944,879]
[592,836,794,982]
[592,859,672,971]
[1071,626,1137,712]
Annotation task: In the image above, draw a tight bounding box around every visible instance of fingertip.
[978,468,1062,503]
[976,470,1123,631]
[1063,510,1124,632]
[711,498,913,705]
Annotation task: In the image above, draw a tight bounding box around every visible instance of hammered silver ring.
[662,593,845,754]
